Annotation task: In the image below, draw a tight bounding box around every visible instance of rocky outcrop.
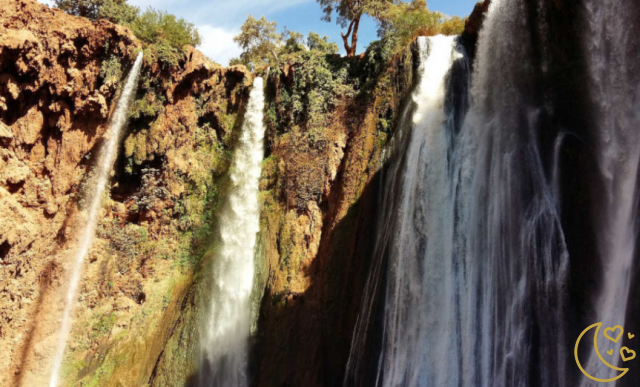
[461,0,491,59]
[0,0,252,385]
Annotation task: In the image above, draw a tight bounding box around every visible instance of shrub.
[439,16,466,36]
[130,8,202,50]
[99,55,122,83]
[145,40,182,69]
[307,32,340,55]
[53,0,138,24]
[378,0,440,54]
[56,1,201,52]
[233,16,281,71]
[97,0,138,24]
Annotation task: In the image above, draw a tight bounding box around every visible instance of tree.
[233,16,282,71]
[307,32,340,54]
[377,0,441,53]
[54,0,138,24]
[130,8,201,49]
[283,29,306,54]
[438,15,466,36]
[317,0,392,57]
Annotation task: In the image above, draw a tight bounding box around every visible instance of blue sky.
[39,0,478,65]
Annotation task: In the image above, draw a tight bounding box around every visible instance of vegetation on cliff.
[54,0,201,49]
[233,0,466,72]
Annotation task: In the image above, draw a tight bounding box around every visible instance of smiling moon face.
[575,322,629,382]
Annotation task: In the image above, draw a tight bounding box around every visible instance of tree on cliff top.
[317,0,392,57]
[233,16,282,71]
[130,8,201,49]
[376,1,466,55]
[54,1,200,50]
[54,0,138,25]
[232,16,341,71]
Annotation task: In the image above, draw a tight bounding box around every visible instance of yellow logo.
[574,322,635,382]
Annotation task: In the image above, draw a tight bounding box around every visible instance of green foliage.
[91,313,116,339]
[316,0,392,56]
[377,0,440,54]
[317,0,391,28]
[53,0,138,24]
[130,8,202,49]
[129,91,165,121]
[234,16,345,71]
[99,55,123,83]
[439,15,466,36]
[307,32,340,54]
[233,16,281,71]
[144,39,182,69]
[270,50,354,135]
[97,0,138,24]
[375,0,467,55]
[56,1,201,55]
[283,29,306,54]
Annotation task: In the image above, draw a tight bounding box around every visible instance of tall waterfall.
[347,1,571,385]
[199,77,265,386]
[377,35,469,387]
[580,0,640,384]
[49,52,143,387]
[345,34,476,387]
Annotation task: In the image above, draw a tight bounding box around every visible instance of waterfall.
[462,2,570,385]
[375,35,466,387]
[347,1,571,385]
[48,52,143,387]
[345,35,474,387]
[580,0,640,384]
[199,77,265,386]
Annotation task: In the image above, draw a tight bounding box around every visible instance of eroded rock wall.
[0,1,252,385]
[251,46,419,386]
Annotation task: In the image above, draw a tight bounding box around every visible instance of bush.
[130,8,201,50]
[99,55,123,82]
[439,16,466,36]
[375,1,468,55]
[54,0,138,24]
[307,32,340,55]
[145,40,182,69]
[97,0,138,24]
[56,1,201,52]
[378,0,440,54]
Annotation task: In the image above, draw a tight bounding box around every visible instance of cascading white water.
[580,0,640,383]
[378,35,463,387]
[345,35,473,387]
[347,2,571,386]
[48,52,143,387]
[200,77,265,386]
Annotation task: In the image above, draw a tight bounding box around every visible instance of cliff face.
[0,0,251,385]
[249,45,419,386]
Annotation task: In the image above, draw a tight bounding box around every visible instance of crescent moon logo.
[574,322,630,382]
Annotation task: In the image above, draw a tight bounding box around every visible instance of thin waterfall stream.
[199,77,265,386]
[49,52,143,387]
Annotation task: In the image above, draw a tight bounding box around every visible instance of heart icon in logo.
[629,333,635,339]
[621,347,636,362]
[607,349,614,356]
[604,325,624,343]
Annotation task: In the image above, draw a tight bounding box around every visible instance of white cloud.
[197,25,242,67]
